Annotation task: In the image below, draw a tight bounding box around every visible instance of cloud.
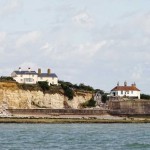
[132,12,150,34]
[131,65,143,81]
[40,42,50,50]
[0,0,22,16]
[0,32,7,54]
[0,32,7,43]
[72,11,94,28]
[16,31,41,48]
[76,40,107,58]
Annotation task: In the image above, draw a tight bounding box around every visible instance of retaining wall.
[108,100,150,115]
[7,108,107,116]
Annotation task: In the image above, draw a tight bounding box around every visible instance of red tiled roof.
[111,86,140,91]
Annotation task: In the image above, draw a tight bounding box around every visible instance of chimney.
[124,81,127,86]
[131,82,136,87]
[38,68,41,75]
[47,68,51,75]
[19,67,21,72]
[117,82,119,86]
[28,67,31,72]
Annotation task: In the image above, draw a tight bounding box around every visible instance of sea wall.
[108,100,150,115]
[8,108,107,116]
[0,82,93,109]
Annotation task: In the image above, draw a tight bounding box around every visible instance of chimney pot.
[124,81,127,86]
[28,67,31,72]
[117,82,119,86]
[47,68,51,75]
[38,68,41,75]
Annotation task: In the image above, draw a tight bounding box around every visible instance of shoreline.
[0,115,150,123]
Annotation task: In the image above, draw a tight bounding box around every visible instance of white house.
[110,81,141,99]
[11,68,58,85]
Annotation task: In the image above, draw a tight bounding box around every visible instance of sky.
[0,0,150,94]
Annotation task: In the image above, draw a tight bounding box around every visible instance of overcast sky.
[0,0,150,94]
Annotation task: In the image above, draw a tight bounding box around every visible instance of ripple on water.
[0,123,149,150]
[125,143,150,149]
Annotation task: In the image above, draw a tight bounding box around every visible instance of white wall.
[11,71,58,85]
[110,90,140,99]
[11,72,38,84]
[38,77,58,85]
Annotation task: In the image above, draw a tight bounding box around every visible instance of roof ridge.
[111,85,140,91]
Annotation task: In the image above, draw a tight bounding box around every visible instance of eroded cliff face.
[0,82,93,109]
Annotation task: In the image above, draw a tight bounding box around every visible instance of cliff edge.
[0,82,93,109]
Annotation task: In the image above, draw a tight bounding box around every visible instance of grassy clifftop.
[0,80,103,101]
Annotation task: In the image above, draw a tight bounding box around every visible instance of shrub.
[0,76,15,81]
[58,80,95,92]
[20,84,40,91]
[38,81,49,91]
[95,89,104,95]
[101,94,109,103]
[61,84,74,100]
[78,83,94,91]
[141,94,150,100]
[81,98,96,108]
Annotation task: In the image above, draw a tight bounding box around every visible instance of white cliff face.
[67,92,93,109]
[0,82,93,109]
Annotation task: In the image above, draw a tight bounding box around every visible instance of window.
[24,78,33,82]
[32,75,34,77]
[127,91,129,94]
[121,91,123,94]
[131,91,133,94]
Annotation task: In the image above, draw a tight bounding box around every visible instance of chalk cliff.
[0,82,93,109]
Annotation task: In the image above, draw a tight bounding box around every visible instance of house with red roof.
[110,81,141,99]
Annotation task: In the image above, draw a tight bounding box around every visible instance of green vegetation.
[19,83,41,91]
[59,81,74,100]
[59,80,97,100]
[59,80,106,102]
[0,76,15,82]
[101,93,109,103]
[18,82,61,94]
[141,94,150,100]
[58,80,95,92]
[38,81,50,91]
[81,98,96,108]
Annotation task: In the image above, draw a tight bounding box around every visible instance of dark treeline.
[141,94,150,100]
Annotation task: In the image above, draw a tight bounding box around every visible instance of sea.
[0,123,149,150]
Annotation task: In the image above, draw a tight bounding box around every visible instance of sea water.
[0,123,150,150]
